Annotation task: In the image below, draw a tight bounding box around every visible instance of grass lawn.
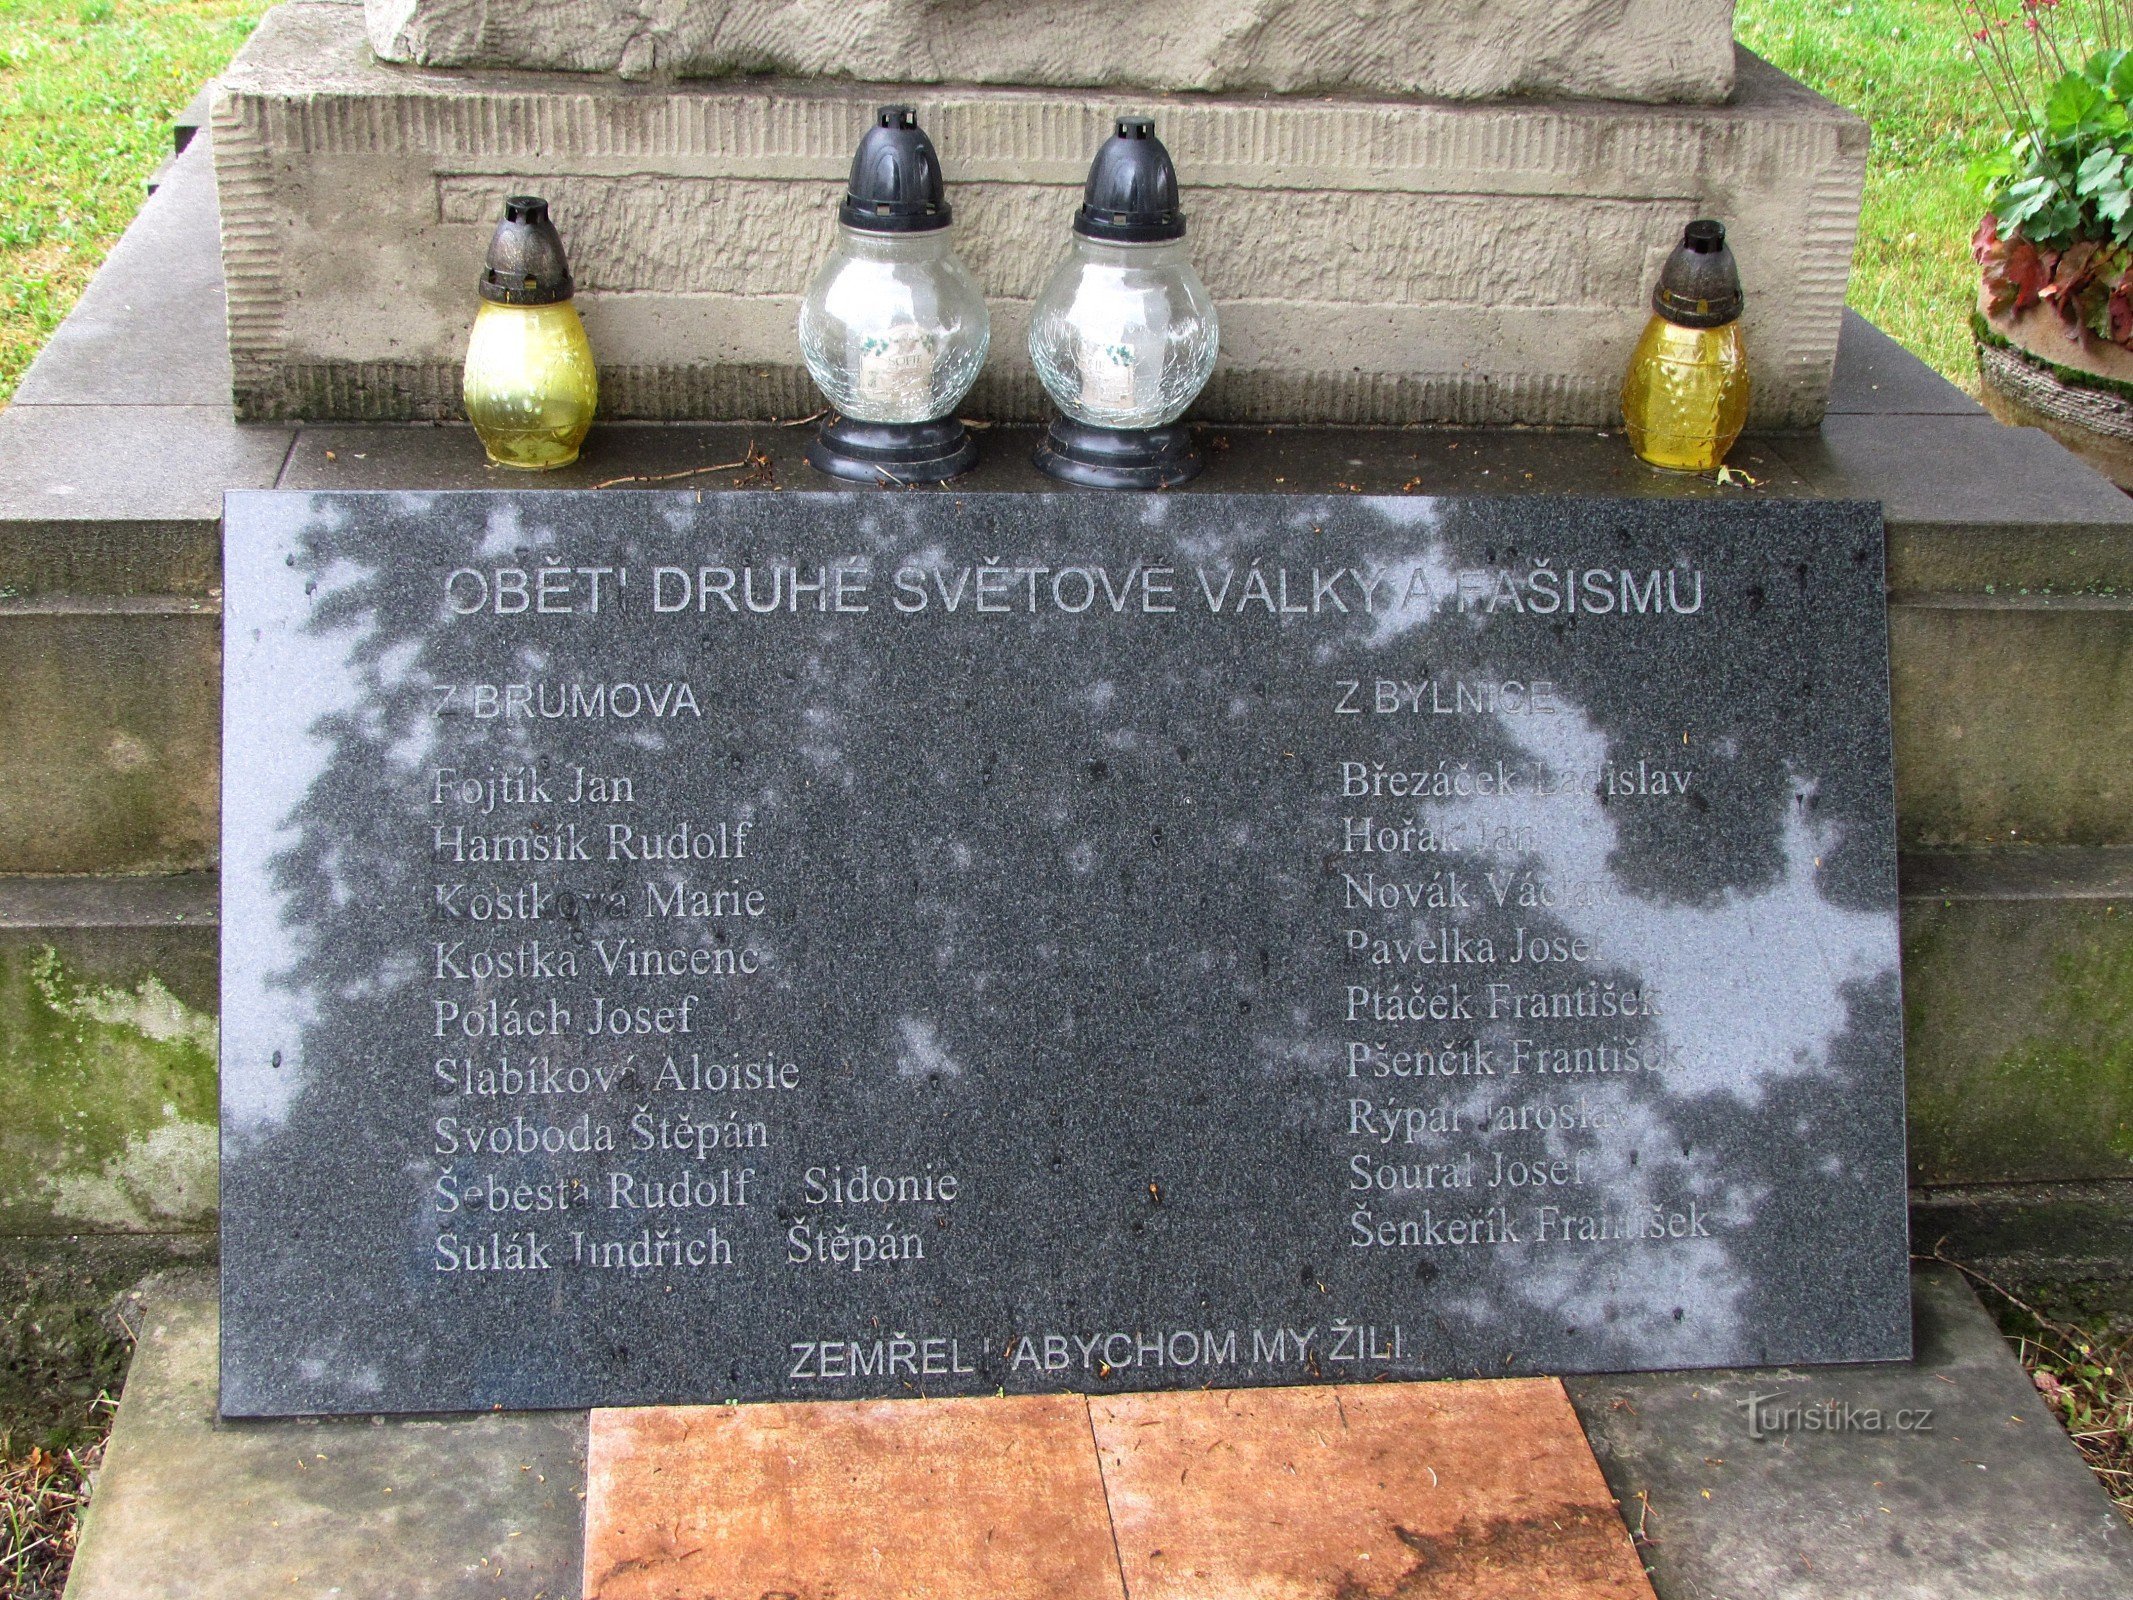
[1737,0,1994,387]
[0,0,269,405]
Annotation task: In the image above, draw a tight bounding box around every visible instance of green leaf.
[2048,72,2108,138]
[1999,175,2058,229]
[2077,148,2127,204]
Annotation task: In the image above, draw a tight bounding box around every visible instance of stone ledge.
[63,1281,588,1600]
[1912,1184,2133,1307]
[1566,1265,2133,1600]
[0,871,217,929]
[0,405,289,598]
[1776,414,2133,595]
[213,3,1863,426]
[12,135,230,410]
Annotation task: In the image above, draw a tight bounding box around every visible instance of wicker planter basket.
[1974,302,2133,491]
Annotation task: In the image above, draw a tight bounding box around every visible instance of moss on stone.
[0,943,217,1234]
[1906,899,2133,1184]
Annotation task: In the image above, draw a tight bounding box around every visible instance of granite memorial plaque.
[220,489,1909,1417]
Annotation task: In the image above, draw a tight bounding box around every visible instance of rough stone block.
[365,0,1739,104]
[1889,599,2133,848]
[214,3,1864,426]
[0,604,220,874]
[0,876,218,1236]
[1901,850,2133,1187]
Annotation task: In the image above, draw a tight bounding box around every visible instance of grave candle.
[460,196,599,471]
[1029,117,1220,489]
[797,105,990,484]
[1620,219,1750,473]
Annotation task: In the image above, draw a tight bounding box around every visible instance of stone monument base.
[212,1,1865,426]
[56,1270,2133,1598]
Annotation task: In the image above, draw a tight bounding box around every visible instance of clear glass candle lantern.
[461,196,598,471]
[798,106,990,483]
[1029,117,1218,489]
[1620,219,1750,473]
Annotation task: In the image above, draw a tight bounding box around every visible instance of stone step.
[60,1274,587,1600]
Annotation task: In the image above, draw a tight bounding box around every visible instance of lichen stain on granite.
[0,945,218,1231]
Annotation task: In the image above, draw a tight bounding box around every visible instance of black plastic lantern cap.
[840,105,952,233]
[1074,117,1185,243]
[480,195,574,305]
[1653,219,1744,328]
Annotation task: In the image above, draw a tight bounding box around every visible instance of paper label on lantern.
[1078,337,1151,417]
[857,327,937,417]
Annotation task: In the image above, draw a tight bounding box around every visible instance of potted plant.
[1969,0,2133,485]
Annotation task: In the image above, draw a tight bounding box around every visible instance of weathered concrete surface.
[64,1279,587,1600]
[0,605,220,874]
[1824,314,1986,418]
[1890,601,2133,847]
[1567,1265,2133,1600]
[1773,412,2133,597]
[1912,1183,2133,1314]
[1901,850,2133,1186]
[586,1396,1124,1599]
[365,0,1738,103]
[13,127,230,411]
[215,3,1863,426]
[0,876,218,1235]
[1092,1383,1653,1600]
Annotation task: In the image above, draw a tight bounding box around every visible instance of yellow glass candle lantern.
[1620,219,1748,472]
[462,196,598,470]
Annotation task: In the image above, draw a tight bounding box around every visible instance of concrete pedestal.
[211,2,1865,427]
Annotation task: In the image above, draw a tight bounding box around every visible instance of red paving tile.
[582,1393,1124,1600]
[1092,1380,1653,1600]
[584,1379,1652,1600]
